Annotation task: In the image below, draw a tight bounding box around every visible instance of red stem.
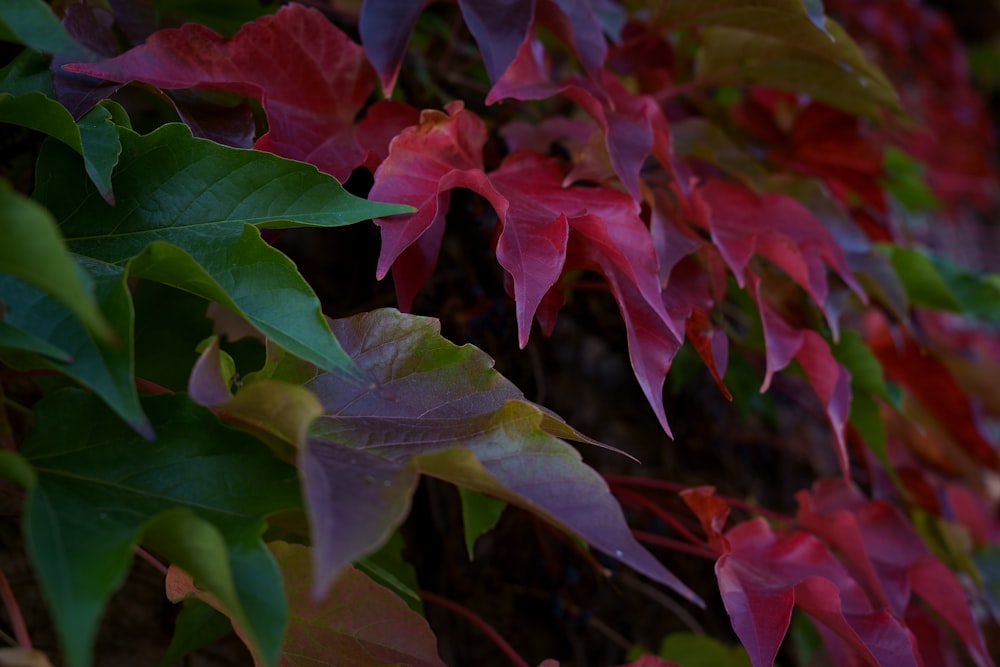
[631,529,716,560]
[420,591,531,667]
[603,474,792,523]
[134,377,175,396]
[134,547,169,576]
[611,486,707,547]
[0,565,31,649]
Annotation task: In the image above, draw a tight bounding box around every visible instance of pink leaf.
[65,4,375,181]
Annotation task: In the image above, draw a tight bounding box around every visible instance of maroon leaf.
[371,104,682,432]
[358,0,426,94]
[682,487,922,667]
[53,3,123,119]
[797,479,994,667]
[696,178,863,334]
[369,102,505,312]
[65,4,375,180]
[301,309,699,604]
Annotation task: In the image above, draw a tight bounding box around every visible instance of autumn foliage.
[1,0,1000,665]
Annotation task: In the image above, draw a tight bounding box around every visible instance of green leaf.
[0,183,113,340]
[0,320,71,362]
[658,631,752,667]
[0,49,54,97]
[34,122,413,382]
[459,487,507,560]
[883,245,962,312]
[356,530,423,613]
[833,330,887,399]
[0,0,77,54]
[157,599,232,667]
[21,389,300,667]
[0,263,149,436]
[665,0,899,118]
[0,93,120,200]
[0,450,36,489]
[883,147,939,212]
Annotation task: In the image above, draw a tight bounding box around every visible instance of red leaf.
[65,4,375,181]
[866,314,1000,470]
[369,102,504,312]
[753,276,852,474]
[797,479,994,667]
[371,104,682,432]
[697,179,863,333]
[682,488,923,667]
[359,0,427,94]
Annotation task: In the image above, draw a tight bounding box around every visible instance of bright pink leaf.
[65,4,375,181]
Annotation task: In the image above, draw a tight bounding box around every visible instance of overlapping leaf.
[0,92,120,201]
[371,102,682,432]
[360,0,615,93]
[682,487,922,667]
[8,390,301,667]
[65,3,380,181]
[300,308,698,604]
[24,121,410,430]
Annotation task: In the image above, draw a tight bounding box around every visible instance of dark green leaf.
[0,183,112,340]
[34,123,413,382]
[0,263,148,436]
[0,49,54,96]
[0,0,76,54]
[0,321,71,362]
[459,487,507,560]
[157,599,233,667]
[21,390,300,667]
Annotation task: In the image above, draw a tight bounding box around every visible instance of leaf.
[0,262,149,437]
[0,183,112,341]
[0,92,121,201]
[681,488,922,667]
[658,0,897,118]
[459,488,507,559]
[157,599,233,667]
[0,0,76,53]
[64,4,377,181]
[21,389,301,667]
[657,632,751,667]
[33,122,411,383]
[796,480,994,667]
[302,308,699,604]
[0,649,54,667]
[371,103,682,432]
[0,322,71,363]
[272,541,446,666]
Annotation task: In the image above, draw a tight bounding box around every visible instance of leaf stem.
[631,529,716,560]
[134,547,169,576]
[611,486,707,547]
[420,591,530,667]
[0,566,31,649]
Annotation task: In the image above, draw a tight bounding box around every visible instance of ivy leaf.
[302,308,699,604]
[18,390,301,667]
[659,0,898,118]
[0,92,121,204]
[34,122,412,387]
[0,184,112,342]
[0,92,120,202]
[273,541,446,666]
[64,4,377,181]
[459,488,507,559]
[0,0,76,53]
[682,487,922,667]
[371,103,681,432]
[0,261,149,437]
[796,480,994,667]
